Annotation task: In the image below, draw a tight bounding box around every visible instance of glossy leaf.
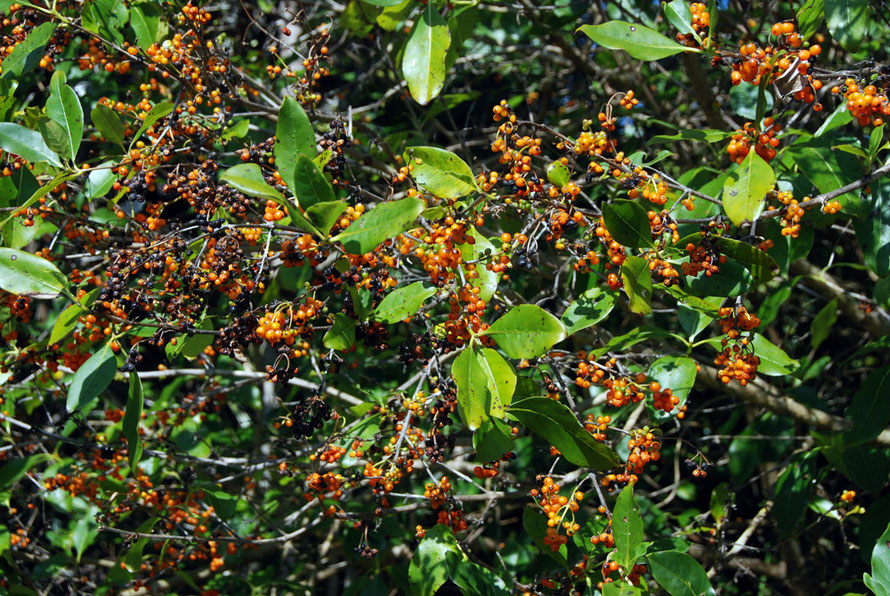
[476,348,516,417]
[306,200,348,237]
[50,289,98,345]
[648,550,714,596]
[323,313,358,351]
[798,0,824,39]
[46,71,84,162]
[810,298,838,350]
[864,522,890,595]
[577,21,695,61]
[751,334,799,376]
[129,2,163,50]
[546,161,570,187]
[131,101,174,146]
[401,4,451,105]
[508,397,620,469]
[621,255,653,315]
[844,366,890,445]
[123,373,144,470]
[406,146,478,199]
[663,1,696,37]
[603,200,654,248]
[856,182,890,277]
[483,304,566,359]
[91,103,126,148]
[275,97,316,194]
[67,342,117,412]
[459,227,498,301]
[561,286,616,335]
[687,259,753,297]
[722,151,775,225]
[291,154,334,210]
[0,454,49,490]
[789,143,865,216]
[219,163,283,202]
[452,347,490,430]
[0,247,67,299]
[372,281,436,323]
[648,355,697,421]
[825,0,869,52]
[473,418,513,463]
[713,237,779,283]
[613,485,646,571]
[523,506,567,566]
[0,122,63,168]
[333,197,425,254]
[1,22,55,79]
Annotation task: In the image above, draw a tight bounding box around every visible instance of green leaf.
[508,397,620,469]
[0,122,63,168]
[687,258,753,297]
[0,454,49,490]
[459,227,499,301]
[864,522,890,595]
[722,151,775,225]
[546,161,571,187]
[825,0,869,53]
[402,4,451,105]
[649,129,732,144]
[774,453,816,536]
[49,289,98,345]
[856,182,890,277]
[561,286,616,335]
[1,22,56,79]
[372,281,436,323]
[815,104,854,138]
[789,142,865,216]
[844,366,890,445]
[363,0,405,6]
[408,524,463,596]
[869,124,885,164]
[275,97,316,194]
[406,146,478,199]
[219,163,283,202]
[577,21,696,61]
[123,374,143,471]
[730,82,773,120]
[67,342,117,412]
[709,483,730,526]
[306,200,348,237]
[291,154,334,210]
[613,485,646,571]
[591,326,683,359]
[810,298,838,350]
[452,347,490,430]
[37,118,70,160]
[333,197,425,254]
[46,71,84,162]
[603,200,654,248]
[713,237,779,283]
[82,0,128,45]
[621,255,653,315]
[129,2,163,50]
[648,550,714,596]
[473,418,513,463]
[798,0,825,40]
[131,101,174,146]
[523,506,568,566]
[179,319,214,358]
[91,103,126,148]
[663,1,696,37]
[483,304,566,359]
[648,355,697,421]
[84,162,117,199]
[204,489,238,520]
[0,248,67,299]
[323,313,358,351]
[752,334,799,376]
[476,348,516,417]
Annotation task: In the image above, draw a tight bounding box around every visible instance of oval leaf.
[713,237,779,283]
[219,163,284,202]
[603,200,654,248]
[648,550,714,596]
[613,485,646,571]
[577,21,695,61]
[0,248,67,299]
[508,397,620,469]
[292,154,334,209]
[323,313,358,351]
[91,103,126,148]
[483,304,566,359]
[333,197,425,254]
[275,97,315,194]
[372,281,436,323]
[401,4,451,105]
[477,348,516,417]
[46,71,84,162]
[0,122,63,168]
[825,0,869,53]
[67,342,117,412]
[621,255,653,315]
[452,347,490,430]
[123,373,144,471]
[407,146,478,199]
[561,286,616,335]
[722,151,775,225]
